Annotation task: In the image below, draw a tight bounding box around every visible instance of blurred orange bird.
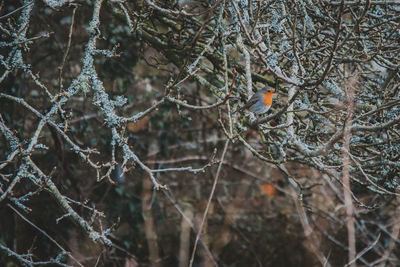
[244,87,275,114]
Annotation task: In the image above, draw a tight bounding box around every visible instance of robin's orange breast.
[263,92,274,106]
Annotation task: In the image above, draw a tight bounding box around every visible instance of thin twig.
[58,5,78,90]
[189,139,230,267]
[0,1,33,20]
[8,204,84,267]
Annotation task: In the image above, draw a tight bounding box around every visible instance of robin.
[243,87,275,114]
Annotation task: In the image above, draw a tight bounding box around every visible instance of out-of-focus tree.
[1,0,400,266]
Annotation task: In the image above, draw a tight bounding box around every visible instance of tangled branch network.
[0,0,400,266]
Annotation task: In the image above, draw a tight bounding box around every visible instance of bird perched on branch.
[243,87,276,114]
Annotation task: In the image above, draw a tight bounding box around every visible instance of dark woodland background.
[1,1,400,266]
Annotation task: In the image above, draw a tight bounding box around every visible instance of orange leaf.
[261,183,277,197]
[127,116,150,133]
